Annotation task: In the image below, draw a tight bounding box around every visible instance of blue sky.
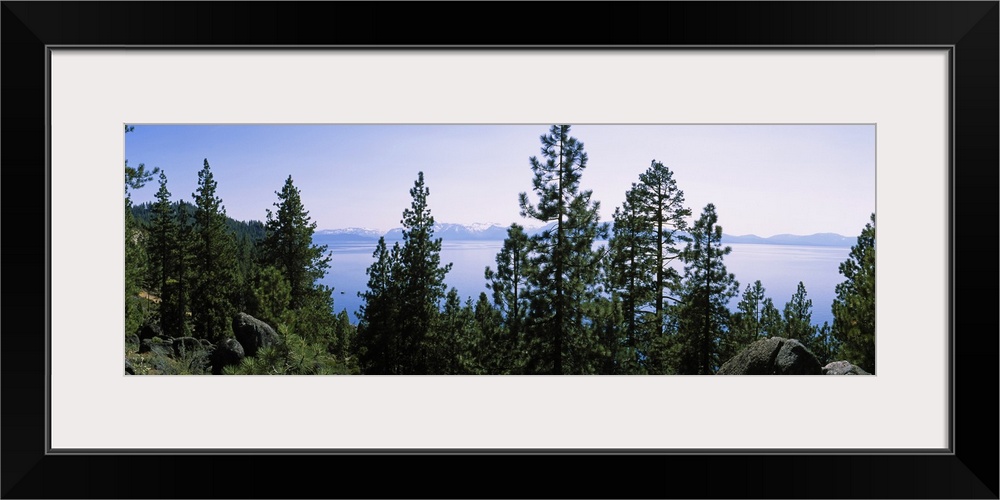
[125,124,875,237]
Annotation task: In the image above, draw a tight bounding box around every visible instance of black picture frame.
[2,2,996,498]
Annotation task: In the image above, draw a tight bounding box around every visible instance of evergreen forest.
[124,125,876,375]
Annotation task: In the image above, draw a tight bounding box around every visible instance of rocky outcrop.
[717,337,822,375]
[211,338,246,375]
[232,313,280,357]
[822,360,871,375]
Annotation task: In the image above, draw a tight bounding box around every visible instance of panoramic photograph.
[123,124,875,376]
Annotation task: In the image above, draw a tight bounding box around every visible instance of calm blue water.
[319,241,851,327]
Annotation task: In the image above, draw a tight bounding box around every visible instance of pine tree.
[590,293,627,374]
[783,281,815,342]
[810,322,839,366]
[148,175,173,293]
[231,232,258,314]
[608,186,653,372]
[125,200,149,337]
[676,203,739,374]
[397,171,453,374]
[633,160,691,335]
[261,175,332,310]
[721,280,768,362]
[473,292,508,374]
[759,297,784,338]
[333,309,355,363]
[249,265,292,327]
[485,223,531,370]
[832,213,876,373]
[608,160,691,373]
[518,125,609,374]
[147,171,184,336]
[124,124,159,336]
[287,283,338,348]
[189,159,238,343]
[357,237,403,374]
[124,126,157,202]
[434,288,478,374]
[172,201,195,336]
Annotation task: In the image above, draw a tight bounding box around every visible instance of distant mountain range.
[314,223,855,247]
[719,232,855,247]
[314,223,512,245]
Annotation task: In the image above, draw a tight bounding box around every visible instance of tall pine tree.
[357,237,403,374]
[608,186,652,372]
[190,159,238,343]
[261,175,332,310]
[608,160,691,373]
[485,223,531,371]
[518,125,608,374]
[397,171,452,374]
[721,280,768,363]
[146,170,185,336]
[633,160,691,336]
[832,213,876,373]
[676,203,738,374]
[172,201,195,336]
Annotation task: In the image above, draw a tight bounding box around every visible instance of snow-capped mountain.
[315,227,383,238]
[315,222,521,244]
[384,223,510,241]
[313,227,385,245]
[720,232,854,247]
[314,223,854,247]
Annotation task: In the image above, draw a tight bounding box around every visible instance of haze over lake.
[321,238,851,328]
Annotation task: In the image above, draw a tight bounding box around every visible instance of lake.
[319,240,852,328]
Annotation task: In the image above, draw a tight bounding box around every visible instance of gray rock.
[211,338,246,375]
[717,337,822,375]
[232,313,280,357]
[716,337,782,375]
[822,360,871,375]
[125,358,135,375]
[126,334,140,347]
[774,339,822,375]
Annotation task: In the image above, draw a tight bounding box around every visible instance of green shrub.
[222,323,355,375]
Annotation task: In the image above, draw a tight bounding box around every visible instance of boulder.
[232,313,280,357]
[211,338,245,375]
[773,340,822,375]
[717,337,822,375]
[125,358,135,375]
[822,360,871,375]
